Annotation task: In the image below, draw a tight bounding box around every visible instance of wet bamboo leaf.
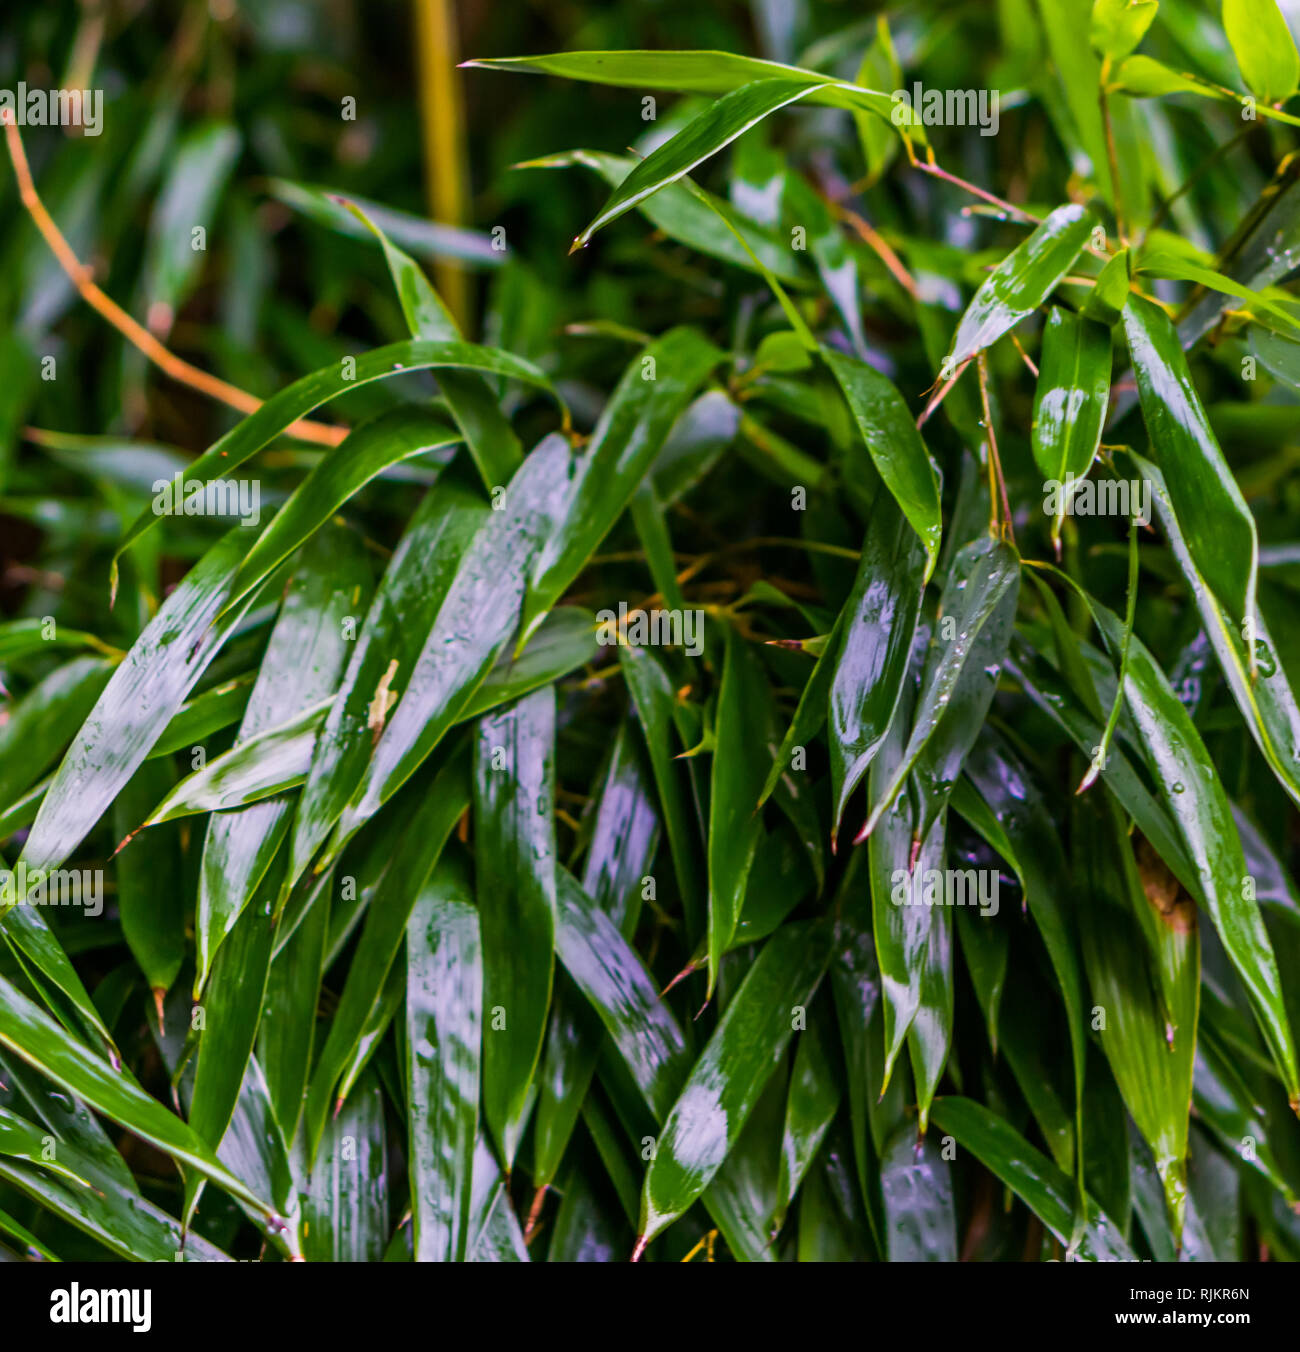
[637,920,833,1253]
[304,749,470,1157]
[522,329,720,643]
[0,657,112,813]
[823,348,942,580]
[406,850,482,1262]
[302,1068,388,1262]
[140,696,331,824]
[1136,451,1300,809]
[930,1097,1134,1260]
[775,998,841,1226]
[522,150,803,282]
[1123,294,1257,627]
[113,340,563,578]
[1085,599,1300,1106]
[222,410,456,613]
[196,524,369,991]
[554,869,692,1117]
[880,1123,957,1261]
[946,205,1094,368]
[334,434,573,858]
[858,535,1020,840]
[708,624,776,993]
[349,204,523,488]
[1074,790,1197,1241]
[1031,308,1111,548]
[534,720,659,1188]
[0,971,283,1230]
[286,462,488,888]
[475,686,557,1168]
[111,760,184,1000]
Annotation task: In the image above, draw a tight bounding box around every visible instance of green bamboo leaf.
[929,1098,1135,1260]
[829,873,903,1251]
[286,463,488,889]
[1194,1034,1299,1202]
[775,998,841,1227]
[475,687,556,1167]
[267,179,504,268]
[0,1201,59,1261]
[880,1123,957,1261]
[0,619,117,666]
[210,1055,301,1252]
[910,559,1019,845]
[147,676,254,761]
[460,607,600,722]
[0,657,112,813]
[334,434,574,859]
[636,920,834,1254]
[21,529,262,874]
[902,822,955,1133]
[112,761,185,1002]
[708,624,776,994]
[1089,0,1159,60]
[1074,790,1198,1241]
[1224,0,1300,104]
[520,150,804,282]
[946,205,1095,368]
[469,1136,530,1261]
[868,625,929,1081]
[553,868,691,1117]
[1123,294,1258,630]
[407,850,482,1262]
[534,721,658,1189]
[302,1068,388,1262]
[112,340,564,580]
[1087,599,1300,1105]
[522,328,720,644]
[0,1105,95,1185]
[259,879,328,1142]
[304,748,470,1157]
[221,410,457,616]
[1135,451,1300,808]
[620,643,706,939]
[0,1148,231,1261]
[139,122,240,333]
[345,202,523,489]
[139,696,330,824]
[184,860,281,1220]
[1136,251,1300,332]
[783,172,868,358]
[823,348,942,580]
[760,608,843,809]
[1031,308,1112,548]
[196,525,369,991]
[466,50,913,128]
[0,1048,138,1196]
[0,970,283,1230]
[858,535,1020,841]
[959,731,1089,1130]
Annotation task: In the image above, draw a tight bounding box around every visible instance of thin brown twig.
[836,204,917,297]
[912,157,1042,226]
[1010,331,1039,378]
[917,358,971,429]
[976,352,1015,543]
[1,110,347,448]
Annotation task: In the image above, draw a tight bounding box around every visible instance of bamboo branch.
[1,110,347,448]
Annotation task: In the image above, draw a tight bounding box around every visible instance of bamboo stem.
[414,0,472,333]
